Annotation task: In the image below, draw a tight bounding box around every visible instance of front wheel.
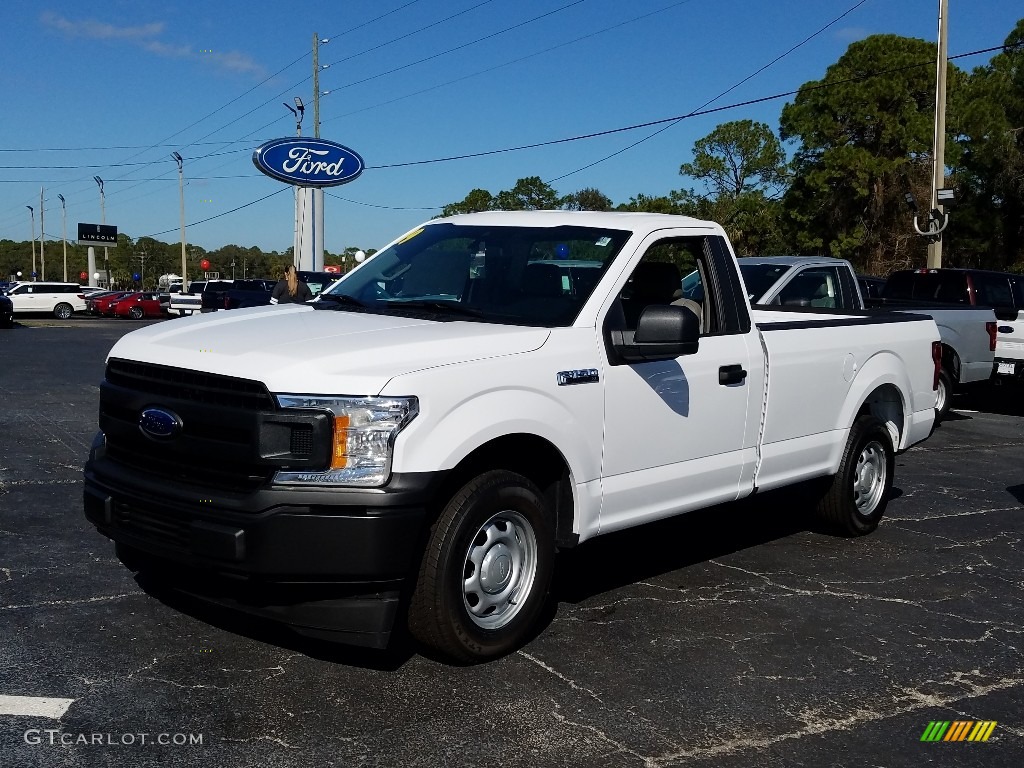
[129,306,144,320]
[815,414,895,536]
[53,302,73,320]
[408,470,554,663]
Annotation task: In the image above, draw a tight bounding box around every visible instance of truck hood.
[107,305,550,395]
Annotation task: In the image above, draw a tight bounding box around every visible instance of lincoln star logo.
[252,137,364,187]
[139,407,182,440]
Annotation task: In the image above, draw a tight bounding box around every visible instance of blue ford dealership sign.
[252,137,364,187]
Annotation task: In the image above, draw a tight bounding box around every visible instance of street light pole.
[926,0,949,269]
[26,206,36,280]
[94,176,109,287]
[58,194,67,282]
[172,152,187,289]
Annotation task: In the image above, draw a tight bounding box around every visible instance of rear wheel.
[129,306,144,320]
[934,368,953,423]
[815,415,894,536]
[408,470,554,663]
[53,302,73,320]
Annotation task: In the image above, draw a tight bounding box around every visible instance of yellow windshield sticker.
[396,227,424,244]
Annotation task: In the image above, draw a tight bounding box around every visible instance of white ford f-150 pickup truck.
[83,211,941,662]
[733,256,997,420]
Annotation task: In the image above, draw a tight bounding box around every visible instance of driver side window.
[617,237,716,335]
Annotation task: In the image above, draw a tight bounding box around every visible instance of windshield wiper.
[385,300,484,318]
[314,293,366,309]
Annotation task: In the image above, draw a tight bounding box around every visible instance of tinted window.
[1012,278,1024,308]
[738,263,790,302]
[971,272,1014,308]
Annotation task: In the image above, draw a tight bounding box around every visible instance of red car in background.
[112,292,167,320]
[86,291,131,316]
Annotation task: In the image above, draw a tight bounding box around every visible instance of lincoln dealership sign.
[252,137,364,187]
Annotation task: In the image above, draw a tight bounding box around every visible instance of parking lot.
[1,321,1022,767]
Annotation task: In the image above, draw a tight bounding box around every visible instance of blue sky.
[0,0,1021,255]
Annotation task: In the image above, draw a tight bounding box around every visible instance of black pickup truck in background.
[876,268,1024,386]
[207,272,343,311]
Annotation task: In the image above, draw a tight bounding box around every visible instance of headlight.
[272,395,418,487]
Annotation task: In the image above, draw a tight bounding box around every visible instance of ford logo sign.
[252,137,364,187]
[139,407,182,440]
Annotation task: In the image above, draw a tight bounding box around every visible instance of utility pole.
[39,188,45,281]
[313,33,321,139]
[927,0,949,269]
[94,176,109,287]
[26,206,36,280]
[173,153,187,289]
[58,194,67,282]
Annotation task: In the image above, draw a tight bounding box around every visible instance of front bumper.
[84,441,444,648]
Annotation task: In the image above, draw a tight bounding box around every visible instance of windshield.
[320,223,630,326]
[738,263,792,302]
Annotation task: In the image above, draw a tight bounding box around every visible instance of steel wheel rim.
[462,510,538,630]
[853,440,887,516]
[935,376,947,413]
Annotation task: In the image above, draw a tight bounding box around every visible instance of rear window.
[883,271,968,303]
[970,272,1014,309]
[738,263,791,302]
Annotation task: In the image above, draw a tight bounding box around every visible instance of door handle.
[719,364,747,385]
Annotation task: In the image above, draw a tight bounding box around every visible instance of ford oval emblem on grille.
[139,407,182,440]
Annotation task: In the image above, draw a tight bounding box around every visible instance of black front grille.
[106,443,273,493]
[98,362,330,495]
[106,359,275,411]
[113,500,189,549]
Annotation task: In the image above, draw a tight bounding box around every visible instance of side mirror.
[612,304,699,363]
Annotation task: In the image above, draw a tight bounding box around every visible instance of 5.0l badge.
[139,407,182,440]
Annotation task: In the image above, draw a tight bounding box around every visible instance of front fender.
[389,385,601,487]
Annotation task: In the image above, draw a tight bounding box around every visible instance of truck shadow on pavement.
[128,483,905,670]
[131,573,418,671]
[550,485,869,606]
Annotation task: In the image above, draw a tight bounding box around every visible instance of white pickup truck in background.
[734,256,997,420]
[84,212,941,663]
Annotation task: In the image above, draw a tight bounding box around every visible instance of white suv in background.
[5,282,87,319]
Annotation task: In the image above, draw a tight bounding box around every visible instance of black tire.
[934,368,953,423]
[129,306,144,320]
[407,470,554,663]
[815,415,895,536]
[53,302,73,320]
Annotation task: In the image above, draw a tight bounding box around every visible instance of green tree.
[441,188,495,217]
[678,120,787,255]
[780,34,964,274]
[680,120,786,200]
[614,192,687,215]
[953,19,1024,270]
[494,177,560,210]
[561,187,613,211]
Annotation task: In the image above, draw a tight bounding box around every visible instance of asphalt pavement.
[0,321,1022,767]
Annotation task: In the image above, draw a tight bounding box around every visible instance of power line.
[317,0,588,99]
[545,0,873,184]
[322,0,698,125]
[138,188,288,239]
[366,43,1008,172]
[324,191,439,211]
